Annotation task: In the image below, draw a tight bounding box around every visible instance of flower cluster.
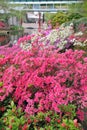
[0,44,87,117]
[17,24,87,52]
[0,21,87,130]
[17,24,75,50]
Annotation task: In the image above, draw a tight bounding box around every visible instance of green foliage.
[9,9,26,22]
[51,12,68,27]
[68,13,83,21]
[69,1,87,17]
[0,104,79,129]
[0,0,9,11]
[10,25,24,32]
[28,104,81,130]
[78,0,87,17]
[59,104,76,120]
[58,119,80,130]
[0,13,9,23]
[69,3,83,14]
[0,1,27,24]
[44,11,84,29]
[0,82,3,87]
[44,12,55,23]
[1,101,28,130]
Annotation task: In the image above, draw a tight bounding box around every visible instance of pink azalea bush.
[0,44,87,117]
[0,44,21,57]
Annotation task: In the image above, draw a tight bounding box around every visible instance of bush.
[0,24,87,129]
[44,12,55,23]
[0,45,87,115]
[67,13,83,21]
[51,12,68,28]
[10,25,24,32]
[50,12,83,29]
[0,101,28,130]
[63,17,87,32]
[74,17,87,32]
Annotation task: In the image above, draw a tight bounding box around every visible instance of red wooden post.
[38,12,41,32]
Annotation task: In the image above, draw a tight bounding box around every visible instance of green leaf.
[0,82,3,87]
[20,116,26,125]
[11,101,15,107]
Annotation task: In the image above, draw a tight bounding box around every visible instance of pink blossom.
[45,116,51,122]
[77,109,84,121]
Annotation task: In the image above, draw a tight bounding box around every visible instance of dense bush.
[51,12,68,28]
[48,12,83,29]
[0,44,87,114]
[0,22,87,129]
[67,13,83,21]
[1,44,87,129]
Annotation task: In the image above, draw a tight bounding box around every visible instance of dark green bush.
[68,13,83,21]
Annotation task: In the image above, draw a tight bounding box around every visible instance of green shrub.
[28,104,81,130]
[1,101,28,130]
[10,25,24,32]
[51,12,68,27]
[44,12,55,23]
[68,12,83,21]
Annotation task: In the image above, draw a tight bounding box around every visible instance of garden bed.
[0,21,87,130]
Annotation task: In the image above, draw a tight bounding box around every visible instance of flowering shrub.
[17,24,74,51]
[0,45,87,116]
[17,24,87,52]
[39,25,74,49]
[0,44,21,57]
[73,32,87,52]
[0,22,87,129]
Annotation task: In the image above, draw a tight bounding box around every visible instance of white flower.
[75,32,83,36]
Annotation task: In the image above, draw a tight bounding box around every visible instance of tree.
[0,0,27,25]
[69,0,87,17]
[0,0,9,13]
[82,0,87,16]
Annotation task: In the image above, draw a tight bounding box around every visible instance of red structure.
[0,21,6,28]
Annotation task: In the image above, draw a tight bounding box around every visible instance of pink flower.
[77,109,84,121]
[45,116,51,123]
